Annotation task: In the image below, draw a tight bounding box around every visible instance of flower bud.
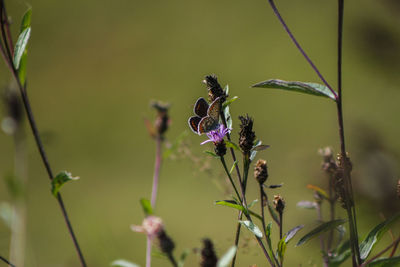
[273,195,285,214]
[238,115,256,154]
[200,238,218,267]
[254,159,268,185]
[203,74,226,102]
[157,229,175,255]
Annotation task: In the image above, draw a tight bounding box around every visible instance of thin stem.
[359,236,400,267]
[166,252,178,267]
[0,3,87,265]
[260,186,280,267]
[220,157,242,202]
[316,202,329,267]
[146,237,151,267]
[390,238,400,258]
[151,136,162,207]
[266,0,337,99]
[327,176,336,251]
[0,256,16,267]
[278,211,283,240]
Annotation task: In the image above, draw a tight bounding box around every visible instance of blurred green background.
[1,0,400,266]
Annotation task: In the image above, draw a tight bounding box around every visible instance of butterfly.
[188,97,221,135]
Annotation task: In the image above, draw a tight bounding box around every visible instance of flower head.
[200,124,230,145]
[131,216,163,238]
[238,114,256,154]
[201,124,230,157]
[203,74,226,102]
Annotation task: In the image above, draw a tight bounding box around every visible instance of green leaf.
[163,131,188,159]
[367,256,400,267]
[224,84,229,95]
[239,220,263,238]
[178,249,190,267]
[225,140,240,151]
[222,96,238,109]
[328,240,351,267]
[285,225,304,243]
[229,161,238,175]
[223,104,232,130]
[140,198,153,216]
[18,50,28,86]
[215,200,263,221]
[248,199,258,208]
[217,246,237,267]
[267,202,279,224]
[13,27,31,69]
[296,219,347,246]
[359,213,400,260]
[265,222,273,250]
[20,8,32,32]
[250,150,257,162]
[252,79,337,101]
[277,238,287,263]
[296,201,317,209]
[307,184,329,200]
[51,171,79,197]
[111,259,140,267]
[204,151,219,158]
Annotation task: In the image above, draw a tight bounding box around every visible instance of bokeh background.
[1,0,400,266]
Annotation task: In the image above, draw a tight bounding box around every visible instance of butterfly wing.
[188,116,202,134]
[194,97,209,117]
[198,116,219,135]
[207,97,221,120]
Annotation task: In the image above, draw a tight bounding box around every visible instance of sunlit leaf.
[250,150,257,162]
[229,161,238,175]
[140,198,153,216]
[296,219,347,246]
[204,151,219,158]
[111,259,140,267]
[178,249,190,267]
[223,104,232,130]
[239,220,263,238]
[359,213,400,260]
[252,144,270,151]
[13,27,31,69]
[328,240,351,267]
[307,184,329,199]
[248,199,258,208]
[20,8,32,32]
[277,238,287,263]
[252,79,337,101]
[0,202,12,228]
[222,96,238,109]
[51,171,79,197]
[217,246,237,267]
[285,225,304,243]
[224,84,229,95]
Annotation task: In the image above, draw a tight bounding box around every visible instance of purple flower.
[200,124,230,145]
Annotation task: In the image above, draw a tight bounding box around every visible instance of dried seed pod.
[254,159,268,185]
[238,115,256,154]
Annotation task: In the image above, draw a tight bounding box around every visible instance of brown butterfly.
[188,97,221,135]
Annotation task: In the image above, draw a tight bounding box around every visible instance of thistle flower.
[203,74,226,102]
[131,216,163,239]
[254,159,268,185]
[201,124,230,157]
[200,238,218,267]
[238,115,256,154]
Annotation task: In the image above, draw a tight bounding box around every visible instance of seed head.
[200,238,218,267]
[273,195,285,214]
[157,229,175,255]
[254,159,268,185]
[238,115,256,154]
[151,101,170,137]
[203,74,226,102]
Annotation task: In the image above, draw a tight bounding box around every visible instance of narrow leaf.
[204,151,219,158]
[178,249,190,267]
[223,104,232,130]
[139,198,153,216]
[328,240,351,267]
[277,238,287,263]
[285,225,304,243]
[18,50,28,86]
[297,201,317,209]
[51,171,79,197]
[250,150,257,162]
[217,246,237,267]
[224,84,229,95]
[239,220,263,238]
[267,184,283,189]
[307,184,329,199]
[296,219,347,246]
[252,79,337,101]
[225,140,240,151]
[252,144,270,151]
[215,200,263,221]
[359,213,400,260]
[229,161,238,174]
[368,256,400,267]
[222,96,238,109]
[20,8,32,32]
[13,27,31,69]
[111,259,140,267]
[248,199,258,208]
[268,202,279,224]
[265,222,273,249]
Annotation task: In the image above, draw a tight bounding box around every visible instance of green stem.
[220,157,242,202]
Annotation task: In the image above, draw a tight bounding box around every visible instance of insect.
[188,97,221,135]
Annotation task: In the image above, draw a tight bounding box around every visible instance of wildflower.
[131,216,163,239]
[203,74,226,102]
[238,114,256,155]
[254,159,268,185]
[200,238,218,267]
[200,124,229,157]
[273,195,285,214]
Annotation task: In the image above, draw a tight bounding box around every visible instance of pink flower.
[131,216,163,238]
[200,124,230,145]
